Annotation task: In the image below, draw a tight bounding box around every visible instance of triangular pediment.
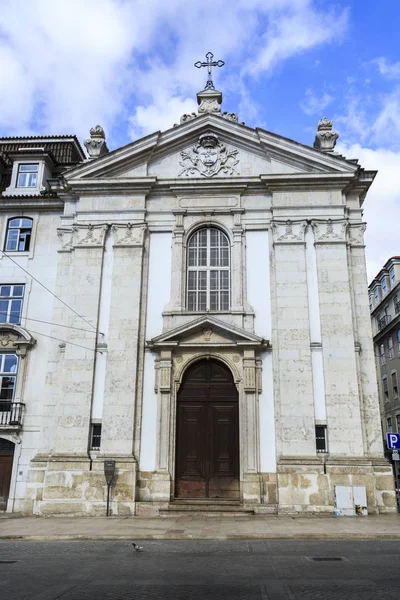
[148,316,269,349]
[64,114,360,184]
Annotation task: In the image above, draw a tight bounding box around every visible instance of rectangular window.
[383,376,389,402]
[90,424,102,450]
[382,278,387,294]
[389,337,394,359]
[390,266,396,284]
[0,285,24,324]
[387,417,392,432]
[396,415,400,432]
[380,344,385,365]
[369,296,373,311]
[0,353,18,413]
[315,425,327,453]
[392,372,399,400]
[17,164,39,188]
[398,330,400,354]
[374,288,379,303]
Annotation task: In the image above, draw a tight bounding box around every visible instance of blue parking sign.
[386,433,400,449]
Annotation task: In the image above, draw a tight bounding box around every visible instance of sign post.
[104,460,116,517]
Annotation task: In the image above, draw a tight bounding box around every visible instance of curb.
[1,533,400,541]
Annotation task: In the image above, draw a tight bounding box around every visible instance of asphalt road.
[0,539,399,599]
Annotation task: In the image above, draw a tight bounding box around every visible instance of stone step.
[159,501,255,516]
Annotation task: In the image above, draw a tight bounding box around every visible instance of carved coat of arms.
[179,132,239,177]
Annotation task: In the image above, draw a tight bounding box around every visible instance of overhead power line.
[0,311,96,334]
[27,328,103,354]
[0,249,100,333]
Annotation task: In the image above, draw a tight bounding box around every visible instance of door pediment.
[147,316,269,349]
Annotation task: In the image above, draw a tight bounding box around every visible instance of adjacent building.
[0,79,396,516]
[369,258,400,443]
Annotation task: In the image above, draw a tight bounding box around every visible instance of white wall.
[246,230,276,472]
[140,232,172,471]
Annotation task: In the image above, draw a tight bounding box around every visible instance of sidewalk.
[1,513,400,541]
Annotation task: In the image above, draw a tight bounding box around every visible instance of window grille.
[187,227,230,311]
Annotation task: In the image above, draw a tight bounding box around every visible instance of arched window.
[187,227,230,311]
[5,218,33,252]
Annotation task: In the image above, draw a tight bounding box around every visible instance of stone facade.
[0,89,396,516]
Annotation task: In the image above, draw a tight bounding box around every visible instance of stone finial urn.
[84,125,109,159]
[313,117,339,152]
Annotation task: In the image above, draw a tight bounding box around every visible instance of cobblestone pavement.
[0,539,399,600]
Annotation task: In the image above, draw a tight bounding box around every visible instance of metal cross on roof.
[194,52,225,90]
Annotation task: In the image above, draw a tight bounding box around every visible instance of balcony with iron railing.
[395,301,400,315]
[0,401,24,428]
[378,315,392,331]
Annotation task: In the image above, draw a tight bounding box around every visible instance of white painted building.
[0,82,396,515]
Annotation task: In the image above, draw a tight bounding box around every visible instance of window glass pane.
[199,229,207,246]
[188,271,196,291]
[0,377,15,400]
[0,301,7,322]
[18,231,31,252]
[221,247,229,266]
[220,292,229,310]
[9,219,20,228]
[12,286,24,297]
[10,300,22,323]
[21,219,33,228]
[210,248,218,266]
[198,292,207,311]
[188,248,197,266]
[199,271,207,290]
[19,164,38,173]
[220,271,229,289]
[4,355,18,373]
[210,271,218,290]
[199,248,207,266]
[0,286,11,297]
[187,293,196,311]
[6,230,18,251]
[210,291,218,311]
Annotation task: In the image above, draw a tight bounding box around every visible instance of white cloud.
[373,57,400,80]
[129,96,197,138]
[0,0,350,144]
[300,89,334,116]
[337,143,400,282]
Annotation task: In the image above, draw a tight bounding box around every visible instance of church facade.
[0,82,396,516]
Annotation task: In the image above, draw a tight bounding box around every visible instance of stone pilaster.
[100,224,146,457]
[271,219,315,458]
[312,219,364,456]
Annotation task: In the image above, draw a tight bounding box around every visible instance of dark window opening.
[90,424,102,450]
[315,425,327,453]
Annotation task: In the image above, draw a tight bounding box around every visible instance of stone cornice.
[0,197,64,211]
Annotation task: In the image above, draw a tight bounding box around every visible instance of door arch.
[175,358,239,499]
[0,438,15,511]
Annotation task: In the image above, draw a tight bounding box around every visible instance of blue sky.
[0,0,399,279]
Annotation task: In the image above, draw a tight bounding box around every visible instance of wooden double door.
[175,359,239,499]
[0,439,15,511]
